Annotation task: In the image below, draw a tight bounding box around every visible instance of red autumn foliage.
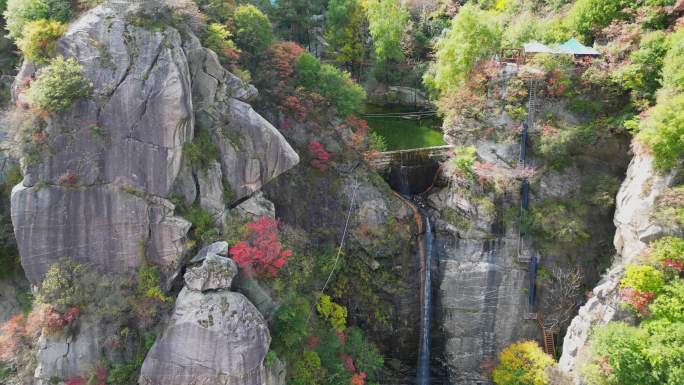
[351,371,367,385]
[58,170,78,186]
[282,95,308,122]
[620,287,655,316]
[46,306,81,332]
[336,331,347,346]
[309,140,332,171]
[663,259,684,272]
[66,376,86,385]
[341,353,356,373]
[0,309,43,363]
[268,42,305,79]
[229,217,292,277]
[305,335,321,349]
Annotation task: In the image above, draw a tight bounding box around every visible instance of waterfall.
[417,211,433,385]
[399,164,411,197]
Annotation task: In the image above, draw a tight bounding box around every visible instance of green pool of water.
[363,104,445,151]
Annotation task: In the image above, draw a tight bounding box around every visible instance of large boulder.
[139,281,270,385]
[184,35,299,204]
[11,6,194,283]
[184,253,238,292]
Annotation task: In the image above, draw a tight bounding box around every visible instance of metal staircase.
[543,330,556,357]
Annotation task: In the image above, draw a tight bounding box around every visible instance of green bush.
[621,265,666,293]
[195,0,234,22]
[16,19,67,63]
[662,28,684,91]
[317,64,365,116]
[137,264,169,303]
[183,126,220,171]
[567,0,627,43]
[28,56,93,113]
[615,31,669,109]
[344,327,384,380]
[649,237,684,266]
[271,294,311,354]
[529,200,589,245]
[203,23,239,63]
[636,91,684,171]
[37,258,92,311]
[368,131,387,152]
[424,4,501,94]
[233,4,273,56]
[647,280,684,325]
[4,0,71,40]
[291,350,323,385]
[295,52,321,90]
[450,146,477,179]
[581,322,656,385]
[492,341,554,385]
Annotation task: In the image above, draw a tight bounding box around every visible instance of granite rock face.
[428,187,539,385]
[11,5,298,284]
[559,153,678,380]
[11,6,194,283]
[139,289,271,385]
[184,253,238,292]
[184,34,299,203]
[8,5,298,384]
[140,247,270,385]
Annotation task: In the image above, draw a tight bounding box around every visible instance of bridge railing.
[369,145,454,170]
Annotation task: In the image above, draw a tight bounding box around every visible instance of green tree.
[492,341,554,385]
[581,322,657,385]
[615,31,669,109]
[567,0,627,44]
[194,0,236,22]
[662,28,684,91]
[636,91,684,171]
[16,19,66,63]
[233,4,273,56]
[366,0,409,64]
[28,56,93,113]
[317,64,366,116]
[4,0,70,40]
[325,0,366,69]
[424,4,501,94]
[295,52,321,89]
[272,0,326,45]
[649,237,684,267]
[291,350,324,385]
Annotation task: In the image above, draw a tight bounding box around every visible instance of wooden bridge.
[369,145,454,171]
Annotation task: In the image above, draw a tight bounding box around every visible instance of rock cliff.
[140,244,274,385]
[10,4,298,286]
[6,3,298,383]
[559,151,679,380]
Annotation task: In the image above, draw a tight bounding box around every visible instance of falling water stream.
[416,210,433,385]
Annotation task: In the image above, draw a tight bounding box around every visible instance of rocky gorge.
[0,1,683,385]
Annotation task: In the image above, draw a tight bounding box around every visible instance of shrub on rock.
[17,20,67,63]
[28,56,93,113]
[4,0,71,40]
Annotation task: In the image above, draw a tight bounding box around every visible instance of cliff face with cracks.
[7,3,298,383]
[10,4,298,285]
[428,65,631,385]
[559,151,681,381]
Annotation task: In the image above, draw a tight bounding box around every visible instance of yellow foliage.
[493,341,554,385]
[316,294,347,332]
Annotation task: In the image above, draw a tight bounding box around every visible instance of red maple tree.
[309,140,332,171]
[620,287,655,316]
[230,217,292,277]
